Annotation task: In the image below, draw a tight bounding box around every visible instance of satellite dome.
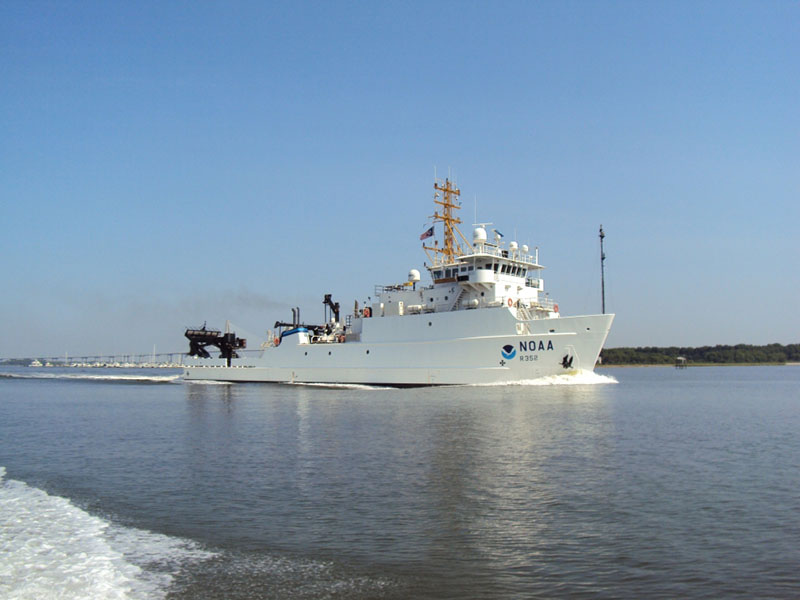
[509,241,518,251]
[521,244,529,253]
[473,227,487,244]
[408,269,421,283]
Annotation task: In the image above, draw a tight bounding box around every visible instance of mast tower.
[423,178,471,265]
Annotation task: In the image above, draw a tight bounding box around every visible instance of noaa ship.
[183,179,614,385]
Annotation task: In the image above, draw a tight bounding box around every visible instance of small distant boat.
[183,178,614,386]
[29,359,42,367]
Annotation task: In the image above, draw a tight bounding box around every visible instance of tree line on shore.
[600,343,800,365]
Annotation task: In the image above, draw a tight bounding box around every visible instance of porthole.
[304,351,308,356]
[549,329,555,333]
[366,350,370,355]
[428,322,432,327]
[328,351,332,356]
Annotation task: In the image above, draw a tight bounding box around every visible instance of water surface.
[1,365,798,598]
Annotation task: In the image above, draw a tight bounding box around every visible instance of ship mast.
[423,178,471,265]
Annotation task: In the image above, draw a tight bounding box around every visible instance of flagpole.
[599,225,606,314]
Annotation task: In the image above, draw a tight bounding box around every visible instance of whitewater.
[0,467,214,600]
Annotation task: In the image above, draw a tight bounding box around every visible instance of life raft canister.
[274,336,281,347]
[508,298,513,307]
[554,304,559,313]
[363,307,371,318]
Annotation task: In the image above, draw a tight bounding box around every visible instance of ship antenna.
[599,225,606,314]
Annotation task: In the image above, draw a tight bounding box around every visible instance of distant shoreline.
[600,362,799,368]
[600,343,799,367]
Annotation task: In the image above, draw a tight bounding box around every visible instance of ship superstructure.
[183,178,614,385]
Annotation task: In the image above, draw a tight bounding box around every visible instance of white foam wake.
[0,372,181,383]
[471,370,619,387]
[182,378,233,385]
[0,467,215,599]
[287,381,395,391]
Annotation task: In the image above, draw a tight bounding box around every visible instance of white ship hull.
[183,308,614,386]
[183,178,615,386]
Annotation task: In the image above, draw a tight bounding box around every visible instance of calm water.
[1,366,798,599]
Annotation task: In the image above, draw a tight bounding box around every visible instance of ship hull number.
[518,340,553,362]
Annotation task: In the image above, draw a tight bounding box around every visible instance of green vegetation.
[601,343,800,366]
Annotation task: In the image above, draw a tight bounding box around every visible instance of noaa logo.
[501,344,516,360]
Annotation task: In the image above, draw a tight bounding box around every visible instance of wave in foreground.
[0,466,215,600]
[0,467,397,599]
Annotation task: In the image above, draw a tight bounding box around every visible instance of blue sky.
[1,1,798,358]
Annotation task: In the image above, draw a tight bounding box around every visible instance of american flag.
[419,226,434,240]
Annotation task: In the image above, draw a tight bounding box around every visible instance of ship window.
[501,265,508,274]
[493,264,499,272]
[468,266,474,271]
[461,267,467,272]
